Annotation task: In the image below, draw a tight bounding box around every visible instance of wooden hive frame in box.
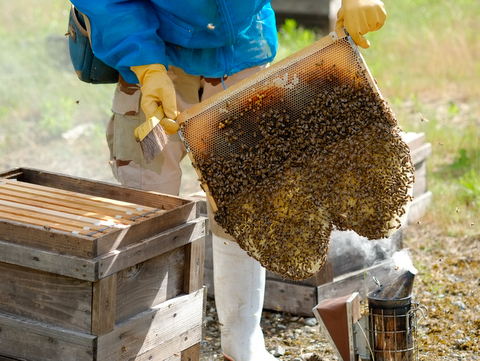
[0,168,206,361]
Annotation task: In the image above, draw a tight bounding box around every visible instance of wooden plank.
[98,218,206,279]
[184,236,206,294]
[95,203,200,257]
[0,312,96,361]
[6,167,191,211]
[0,238,99,281]
[0,261,93,334]
[1,168,201,256]
[0,199,119,236]
[0,200,198,260]
[0,218,205,282]
[0,178,160,215]
[0,218,97,258]
[181,344,201,361]
[115,247,185,324]
[97,290,204,360]
[264,279,317,317]
[92,274,117,336]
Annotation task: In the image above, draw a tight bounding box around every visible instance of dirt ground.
[199,219,480,361]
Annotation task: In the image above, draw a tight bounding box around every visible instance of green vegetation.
[1,0,479,236]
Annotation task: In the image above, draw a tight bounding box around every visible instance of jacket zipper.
[216,0,236,77]
[216,0,235,45]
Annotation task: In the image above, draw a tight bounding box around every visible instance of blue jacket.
[71,0,278,84]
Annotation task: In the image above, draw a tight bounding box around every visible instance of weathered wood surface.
[0,202,198,259]
[92,274,117,336]
[0,168,200,258]
[97,290,204,360]
[0,168,192,211]
[0,217,205,281]
[115,247,185,324]
[184,237,206,294]
[264,278,318,315]
[0,261,93,334]
[181,344,201,361]
[0,178,161,227]
[0,312,96,361]
[407,191,432,224]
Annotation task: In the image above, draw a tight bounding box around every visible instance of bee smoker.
[313,270,427,361]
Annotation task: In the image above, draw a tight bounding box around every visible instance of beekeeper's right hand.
[131,64,180,135]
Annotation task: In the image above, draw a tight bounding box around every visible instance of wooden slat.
[184,236,206,294]
[0,218,206,281]
[115,247,185,324]
[264,278,317,316]
[98,218,207,279]
[1,178,158,211]
[0,218,97,259]
[5,168,189,211]
[0,168,199,259]
[181,344,201,361]
[0,261,93,334]
[0,186,136,225]
[0,179,165,221]
[0,178,169,235]
[92,274,117,336]
[97,290,204,360]
[0,312,96,361]
[0,200,119,236]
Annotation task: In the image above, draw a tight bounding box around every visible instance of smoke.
[328,229,401,275]
[392,248,418,275]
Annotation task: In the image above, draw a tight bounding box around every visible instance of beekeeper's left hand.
[335,0,387,49]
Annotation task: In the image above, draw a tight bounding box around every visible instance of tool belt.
[67,5,119,84]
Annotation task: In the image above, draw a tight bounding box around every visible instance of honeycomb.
[178,29,414,280]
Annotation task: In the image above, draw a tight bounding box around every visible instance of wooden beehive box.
[0,168,206,361]
[200,132,431,317]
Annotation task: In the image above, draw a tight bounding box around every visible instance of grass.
[1,0,479,236]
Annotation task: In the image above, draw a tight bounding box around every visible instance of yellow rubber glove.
[335,0,387,49]
[131,64,180,135]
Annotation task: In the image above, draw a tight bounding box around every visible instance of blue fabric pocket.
[67,5,119,84]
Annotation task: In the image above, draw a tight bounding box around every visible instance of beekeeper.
[70,0,386,359]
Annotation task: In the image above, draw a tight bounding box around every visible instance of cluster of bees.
[190,79,414,280]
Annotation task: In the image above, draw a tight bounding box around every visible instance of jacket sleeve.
[71,0,166,83]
